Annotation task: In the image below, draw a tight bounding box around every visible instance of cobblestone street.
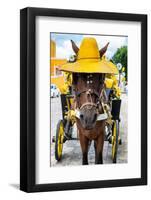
[50,93,128,166]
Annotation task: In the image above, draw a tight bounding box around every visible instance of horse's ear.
[99,42,109,57]
[71,40,79,54]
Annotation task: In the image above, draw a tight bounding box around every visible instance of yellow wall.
[50,40,67,90]
[50,40,56,58]
[51,76,65,90]
[50,58,66,76]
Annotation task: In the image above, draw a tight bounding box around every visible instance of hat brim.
[60,59,118,74]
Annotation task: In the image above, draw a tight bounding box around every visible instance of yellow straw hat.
[60,37,118,74]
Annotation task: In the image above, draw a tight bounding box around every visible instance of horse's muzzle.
[79,106,97,130]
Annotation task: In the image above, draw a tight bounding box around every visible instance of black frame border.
[20,7,147,192]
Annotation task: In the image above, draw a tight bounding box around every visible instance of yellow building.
[50,40,67,89]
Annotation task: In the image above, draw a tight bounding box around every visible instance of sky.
[51,33,128,60]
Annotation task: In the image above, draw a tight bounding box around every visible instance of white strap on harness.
[96,112,108,121]
[75,109,108,121]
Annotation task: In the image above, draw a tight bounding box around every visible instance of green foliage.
[112,46,128,80]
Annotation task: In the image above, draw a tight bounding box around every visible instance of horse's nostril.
[92,113,97,123]
[80,114,84,119]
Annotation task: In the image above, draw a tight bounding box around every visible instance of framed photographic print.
[20,7,147,192]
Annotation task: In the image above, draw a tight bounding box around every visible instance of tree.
[112,46,127,81]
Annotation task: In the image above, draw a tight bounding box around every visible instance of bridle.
[74,87,108,121]
[73,73,108,121]
[75,87,104,112]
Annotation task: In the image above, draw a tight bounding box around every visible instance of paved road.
[50,94,128,166]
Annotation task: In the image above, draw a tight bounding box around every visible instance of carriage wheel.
[55,120,64,161]
[112,120,119,163]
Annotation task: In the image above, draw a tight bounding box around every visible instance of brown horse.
[69,39,110,165]
[72,73,106,165]
[70,39,110,165]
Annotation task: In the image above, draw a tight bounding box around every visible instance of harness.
[74,88,108,121]
[75,89,99,109]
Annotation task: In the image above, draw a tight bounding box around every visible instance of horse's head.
[70,39,109,130]
[73,73,105,130]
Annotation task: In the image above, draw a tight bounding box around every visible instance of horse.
[72,72,106,164]
[69,39,110,165]
[60,38,110,165]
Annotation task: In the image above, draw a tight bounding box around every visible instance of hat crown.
[77,38,100,60]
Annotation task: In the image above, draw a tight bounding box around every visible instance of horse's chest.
[78,123,104,140]
[84,130,98,140]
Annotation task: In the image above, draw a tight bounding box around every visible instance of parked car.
[51,84,60,98]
